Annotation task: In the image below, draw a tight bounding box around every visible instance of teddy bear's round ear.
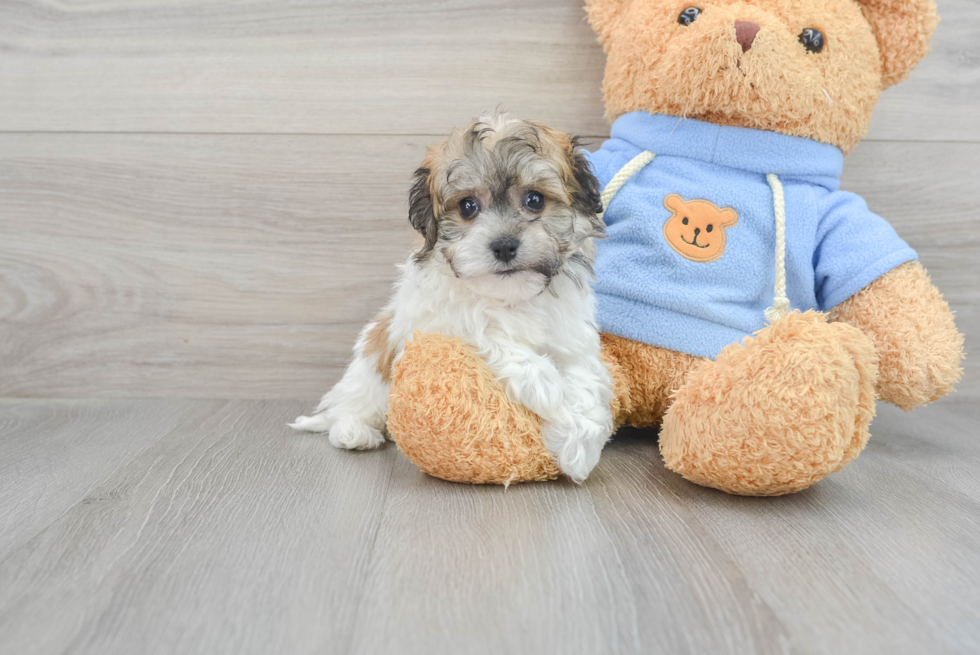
[586,0,630,45]
[858,0,939,89]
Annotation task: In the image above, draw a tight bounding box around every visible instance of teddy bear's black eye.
[459,197,480,219]
[682,217,689,225]
[524,190,545,212]
[706,224,713,233]
[678,7,701,26]
[799,28,824,53]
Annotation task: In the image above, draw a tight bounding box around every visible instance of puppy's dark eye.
[459,197,480,219]
[678,7,701,26]
[799,28,824,53]
[524,190,545,212]
[706,224,713,233]
[682,217,689,225]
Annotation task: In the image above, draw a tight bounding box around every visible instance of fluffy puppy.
[291,113,614,483]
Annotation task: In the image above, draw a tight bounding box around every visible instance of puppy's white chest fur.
[390,256,595,366]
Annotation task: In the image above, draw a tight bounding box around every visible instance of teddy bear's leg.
[659,311,879,496]
[828,262,964,411]
[386,332,560,484]
[600,333,703,428]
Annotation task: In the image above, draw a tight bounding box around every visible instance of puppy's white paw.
[289,413,333,433]
[328,415,386,450]
[556,437,604,484]
[542,412,611,484]
[505,360,564,421]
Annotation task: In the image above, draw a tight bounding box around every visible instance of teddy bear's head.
[586,0,937,153]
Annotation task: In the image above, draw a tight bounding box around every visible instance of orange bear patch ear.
[719,208,739,228]
[857,0,939,89]
[664,193,686,213]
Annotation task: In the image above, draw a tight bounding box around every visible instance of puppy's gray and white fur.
[291,113,615,483]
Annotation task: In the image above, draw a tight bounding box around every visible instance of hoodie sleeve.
[813,189,918,311]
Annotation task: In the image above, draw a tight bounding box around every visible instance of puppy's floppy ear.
[858,0,938,89]
[567,137,604,220]
[408,165,439,257]
[586,0,631,46]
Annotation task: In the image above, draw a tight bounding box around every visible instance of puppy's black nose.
[694,227,701,236]
[491,236,520,263]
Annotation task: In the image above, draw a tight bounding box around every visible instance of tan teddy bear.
[387,0,964,495]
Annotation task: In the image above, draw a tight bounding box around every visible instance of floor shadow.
[606,424,661,450]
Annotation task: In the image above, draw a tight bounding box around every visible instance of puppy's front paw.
[327,415,386,450]
[541,412,611,484]
[289,413,333,433]
[505,360,564,421]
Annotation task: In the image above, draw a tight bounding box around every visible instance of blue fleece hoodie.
[587,112,916,360]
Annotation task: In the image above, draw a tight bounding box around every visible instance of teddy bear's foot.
[660,311,879,496]
[386,332,559,484]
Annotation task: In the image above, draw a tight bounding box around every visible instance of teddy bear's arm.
[827,261,963,410]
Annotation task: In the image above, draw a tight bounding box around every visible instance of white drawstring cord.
[599,150,655,220]
[599,153,791,325]
[764,173,791,323]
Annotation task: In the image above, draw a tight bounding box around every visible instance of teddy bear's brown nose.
[734,21,760,52]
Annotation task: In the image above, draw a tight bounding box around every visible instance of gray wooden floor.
[1,399,978,655]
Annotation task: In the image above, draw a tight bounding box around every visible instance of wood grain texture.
[0,398,977,655]
[0,399,398,655]
[0,398,219,559]
[0,0,978,142]
[607,407,980,655]
[2,135,977,400]
[0,133,419,398]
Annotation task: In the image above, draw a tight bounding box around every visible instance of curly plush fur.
[387,0,964,495]
[389,333,559,484]
[658,311,879,495]
[394,311,880,495]
[587,0,938,153]
[828,261,964,410]
[601,333,699,428]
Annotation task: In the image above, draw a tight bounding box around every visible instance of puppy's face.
[409,115,604,304]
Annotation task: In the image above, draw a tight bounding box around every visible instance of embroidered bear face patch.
[662,194,739,263]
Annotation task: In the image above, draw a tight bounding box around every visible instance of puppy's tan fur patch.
[364,312,395,383]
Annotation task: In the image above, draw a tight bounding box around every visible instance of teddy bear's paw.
[828,262,964,411]
[387,332,560,484]
[660,310,878,496]
[541,410,612,484]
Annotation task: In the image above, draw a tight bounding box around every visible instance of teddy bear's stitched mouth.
[720,63,749,79]
[681,235,711,248]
